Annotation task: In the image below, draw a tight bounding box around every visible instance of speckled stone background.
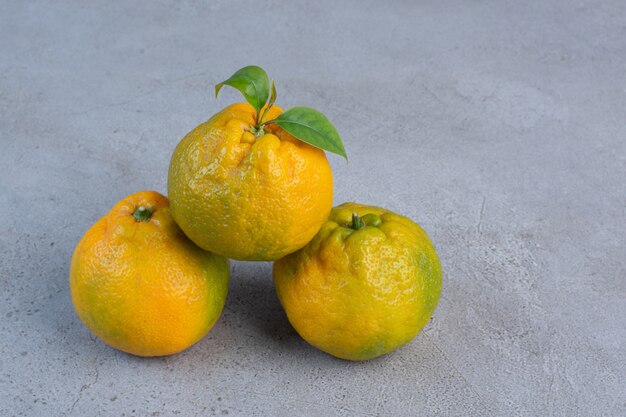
[1,1,624,416]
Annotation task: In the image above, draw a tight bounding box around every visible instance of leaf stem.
[258,107,268,126]
[257,80,276,127]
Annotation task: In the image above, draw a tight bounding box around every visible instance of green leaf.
[215,66,270,114]
[267,106,347,159]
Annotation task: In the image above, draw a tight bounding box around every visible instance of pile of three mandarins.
[70,66,442,361]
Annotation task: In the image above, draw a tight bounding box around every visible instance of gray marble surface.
[1,1,624,416]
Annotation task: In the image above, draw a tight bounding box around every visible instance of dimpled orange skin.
[167,103,334,261]
[274,203,442,361]
[70,191,229,357]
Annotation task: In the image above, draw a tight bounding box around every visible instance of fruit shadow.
[222,261,303,349]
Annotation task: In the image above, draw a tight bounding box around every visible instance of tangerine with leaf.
[168,66,346,261]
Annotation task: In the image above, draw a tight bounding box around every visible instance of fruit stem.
[249,124,265,138]
[132,206,154,222]
[350,212,365,230]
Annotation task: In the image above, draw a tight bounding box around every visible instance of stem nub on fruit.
[248,125,265,138]
[350,213,381,230]
[351,213,365,230]
[132,206,153,222]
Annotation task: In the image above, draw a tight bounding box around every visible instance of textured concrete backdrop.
[1,1,624,416]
